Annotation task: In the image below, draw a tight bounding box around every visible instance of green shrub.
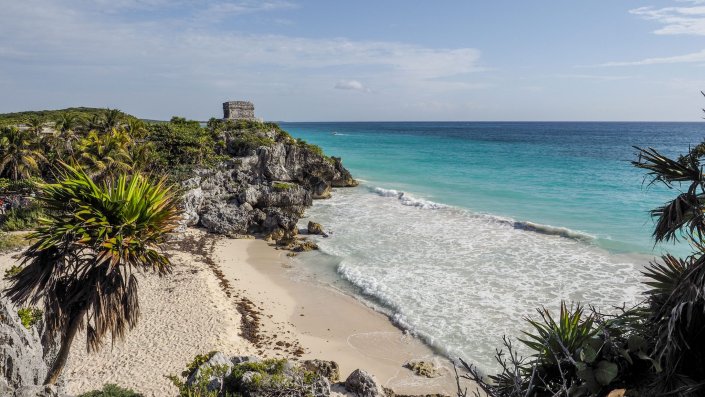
[1,205,44,231]
[229,134,275,152]
[17,307,42,329]
[295,138,324,157]
[4,264,22,279]
[272,182,294,191]
[77,384,144,397]
[182,351,218,378]
[170,356,323,397]
[0,232,29,252]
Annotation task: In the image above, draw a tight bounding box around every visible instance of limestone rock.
[180,123,356,237]
[291,240,318,252]
[307,221,327,236]
[301,360,340,382]
[186,352,234,392]
[345,369,388,397]
[403,360,442,378]
[0,299,62,397]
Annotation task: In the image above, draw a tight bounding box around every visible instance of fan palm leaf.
[4,164,180,384]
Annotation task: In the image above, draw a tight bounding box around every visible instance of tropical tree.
[55,113,80,135]
[4,164,181,384]
[632,145,705,394]
[76,129,133,182]
[27,117,45,135]
[0,126,46,180]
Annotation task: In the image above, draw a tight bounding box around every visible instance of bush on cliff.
[147,117,225,176]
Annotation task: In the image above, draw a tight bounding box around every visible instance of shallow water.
[282,121,701,371]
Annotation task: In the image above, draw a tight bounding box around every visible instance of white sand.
[0,229,478,396]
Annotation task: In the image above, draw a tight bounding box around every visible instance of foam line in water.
[371,186,595,241]
[513,221,596,242]
[371,187,446,209]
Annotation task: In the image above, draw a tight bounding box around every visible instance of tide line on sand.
[0,228,468,397]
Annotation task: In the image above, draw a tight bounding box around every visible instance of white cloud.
[630,3,705,35]
[334,80,371,92]
[595,49,705,66]
[0,1,482,82]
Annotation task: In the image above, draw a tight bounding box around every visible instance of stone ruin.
[223,101,255,121]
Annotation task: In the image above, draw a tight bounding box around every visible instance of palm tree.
[4,164,181,384]
[0,126,46,180]
[97,109,124,133]
[55,113,80,134]
[633,145,705,393]
[27,117,44,135]
[77,129,133,182]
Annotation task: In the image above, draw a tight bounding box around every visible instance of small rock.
[186,352,234,391]
[345,369,388,397]
[403,360,442,378]
[292,240,318,252]
[301,360,340,382]
[307,221,327,236]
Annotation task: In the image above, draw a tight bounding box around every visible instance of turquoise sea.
[280,121,702,371]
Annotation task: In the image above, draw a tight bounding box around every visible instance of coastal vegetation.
[77,384,144,397]
[3,165,180,384]
[458,143,705,396]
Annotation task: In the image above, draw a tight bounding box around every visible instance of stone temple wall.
[223,101,255,121]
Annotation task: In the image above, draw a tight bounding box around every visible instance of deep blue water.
[282,122,703,255]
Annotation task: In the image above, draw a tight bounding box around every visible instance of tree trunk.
[44,309,84,385]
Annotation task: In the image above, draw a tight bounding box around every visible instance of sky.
[1,1,705,121]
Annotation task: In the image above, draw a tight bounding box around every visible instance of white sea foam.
[300,184,646,372]
[372,187,447,209]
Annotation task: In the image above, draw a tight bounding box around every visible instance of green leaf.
[594,360,618,386]
[636,351,662,373]
[580,345,598,364]
[627,334,647,352]
[617,348,633,365]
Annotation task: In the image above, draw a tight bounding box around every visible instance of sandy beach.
[0,229,473,396]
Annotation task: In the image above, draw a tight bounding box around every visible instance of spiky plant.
[634,144,705,394]
[4,164,180,384]
[0,126,46,180]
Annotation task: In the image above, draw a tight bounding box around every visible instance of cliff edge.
[181,120,357,236]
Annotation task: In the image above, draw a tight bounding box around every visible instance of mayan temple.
[222,100,255,121]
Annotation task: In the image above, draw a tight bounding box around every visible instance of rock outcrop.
[0,299,61,397]
[182,123,356,236]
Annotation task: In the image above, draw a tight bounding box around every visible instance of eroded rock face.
[0,299,62,397]
[184,353,333,397]
[344,369,390,397]
[182,125,357,236]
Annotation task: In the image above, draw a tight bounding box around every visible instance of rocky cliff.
[181,122,357,236]
[0,299,61,397]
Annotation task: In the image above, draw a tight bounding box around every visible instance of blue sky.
[1,0,705,121]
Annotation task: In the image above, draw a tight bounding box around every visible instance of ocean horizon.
[281,121,700,371]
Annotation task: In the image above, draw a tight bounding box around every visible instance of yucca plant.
[520,302,596,364]
[4,163,180,384]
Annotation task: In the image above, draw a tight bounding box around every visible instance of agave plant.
[4,164,180,384]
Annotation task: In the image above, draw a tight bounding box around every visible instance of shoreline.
[0,228,473,396]
[213,232,464,395]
